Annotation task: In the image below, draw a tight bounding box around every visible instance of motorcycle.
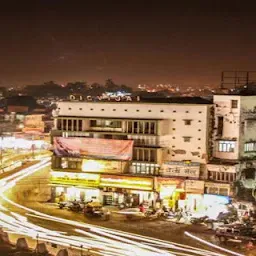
[84,202,111,221]
[58,201,67,209]
[190,215,208,225]
[68,201,84,212]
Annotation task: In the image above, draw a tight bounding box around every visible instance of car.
[215,223,256,244]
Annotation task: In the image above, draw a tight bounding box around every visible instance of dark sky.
[1,1,256,87]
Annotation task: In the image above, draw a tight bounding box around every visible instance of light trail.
[184,232,244,256]
[0,158,244,256]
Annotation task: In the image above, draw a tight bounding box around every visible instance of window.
[199,111,202,114]
[57,119,61,130]
[78,120,83,131]
[148,110,152,112]
[173,110,176,113]
[218,140,235,152]
[68,108,72,110]
[183,136,191,142]
[184,119,192,125]
[217,116,223,136]
[172,128,176,131]
[231,100,238,108]
[113,109,116,111]
[101,109,105,111]
[90,108,93,111]
[208,170,236,183]
[124,109,128,112]
[79,108,82,111]
[136,110,140,112]
[198,129,201,131]
[244,142,256,152]
[160,110,164,112]
[185,111,189,113]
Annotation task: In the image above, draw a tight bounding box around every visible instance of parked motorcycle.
[84,202,110,221]
[58,202,67,209]
[68,201,84,212]
[190,215,208,225]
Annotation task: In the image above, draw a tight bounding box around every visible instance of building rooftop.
[139,96,212,104]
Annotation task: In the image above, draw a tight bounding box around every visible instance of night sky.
[1,1,256,87]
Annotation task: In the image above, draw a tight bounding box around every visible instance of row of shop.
[50,171,232,211]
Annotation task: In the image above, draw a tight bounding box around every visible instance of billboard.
[54,137,133,160]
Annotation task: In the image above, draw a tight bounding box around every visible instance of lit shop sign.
[69,94,140,102]
[100,175,153,191]
[185,180,205,194]
[156,177,184,192]
[82,159,123,173]
[161,161,200,178]
[50,171,100,187]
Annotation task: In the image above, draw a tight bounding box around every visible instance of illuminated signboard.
[100,175,153,191]
[50,171,100,187]
[81,159,124,173]
[185,180,205,194]
[155,177,184,192]
[69,94,140,102]
[54,137,133,160]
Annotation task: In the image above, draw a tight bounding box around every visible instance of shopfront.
[50,171,101,202]
[155,177,185,210]
[100,175,154,206]
[204,181,232,196]
[183,180,205,212]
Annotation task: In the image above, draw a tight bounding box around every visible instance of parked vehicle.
[216,223,256,245]
[84,202,110,221]
[190,215,208,225]
[68,200,84,212]
[58,201,67,209]
[205,211,239,230]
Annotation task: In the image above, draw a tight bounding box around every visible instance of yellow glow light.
[82,160,105,172]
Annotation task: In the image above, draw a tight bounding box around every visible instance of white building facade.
[210,94,256,199]
[50,97,213,210]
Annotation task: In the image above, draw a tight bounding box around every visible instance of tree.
[66,81,87,93]
[105,79,119,92]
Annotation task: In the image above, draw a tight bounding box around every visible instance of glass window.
[57,119,61,130]
[218,141,235,152]
[73,120,77,131]
[63,119,67,131]
[231,100,238,108]
[78,120,82,131]
[244,142,256,152]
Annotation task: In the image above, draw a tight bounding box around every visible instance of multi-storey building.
[50,96,213,210]
[209,93,256,200]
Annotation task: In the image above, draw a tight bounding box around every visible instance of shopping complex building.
[50,91,256,210]
[50,95,217,211]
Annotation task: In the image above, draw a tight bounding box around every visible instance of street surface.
[0,159,246,256]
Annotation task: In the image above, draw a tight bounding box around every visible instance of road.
[0,158,245,256]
